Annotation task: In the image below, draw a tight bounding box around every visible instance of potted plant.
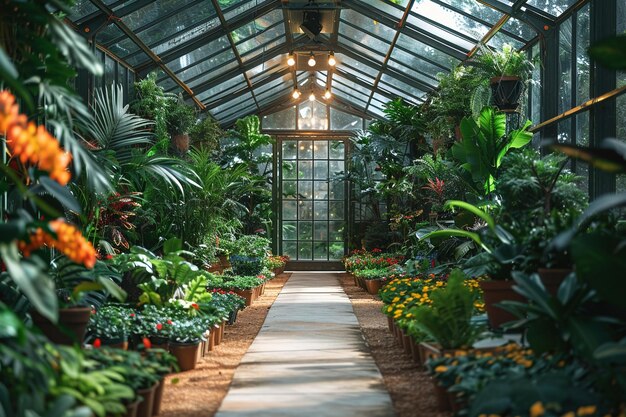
[225,235,270,276]
[166,95,197,155]
[135,305,174,349]
[87,305,134,349]
[266,255,289,275]
[168,317,207,371]
[474,44,535,113]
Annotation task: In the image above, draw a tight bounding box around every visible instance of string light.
[287,53,296,66]
[328,52,336,66]
[309,92,316,102]
[292,88,301,99]
[308,52,316,67]
[324,89,332,99]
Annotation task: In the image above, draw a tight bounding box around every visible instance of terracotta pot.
[169,342,200,372]
[387,316,394,333]
[31,307,92,346]
[208,329,216,351]
[219,321,225,342]
[136,382,158,417]
[214,324,222,346]
[218,255,231,269]
[432,381,451,412]
[364,279,383,295]
[207,263,222,273]
[233,289,254,306]
[227,310,238,325]
[402,333,412,355]
[479,280,526,329]
[172,133,189,154]
[490,75,523,112]
[122,399,140,417]
[409,337,422,364]
[419,342,442,364]
[152,379,165,416]
[537,268,572,296]
[149,336,169,351]
[273,266,285,275]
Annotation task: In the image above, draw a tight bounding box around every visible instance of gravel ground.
[159,273,292,417]
[338,273,448,417]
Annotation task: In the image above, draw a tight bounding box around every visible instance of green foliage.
[474,44,535,81]
[452,107,532,195]
[87,305,134,340]
[224,235,271,258]
[165,95,197,135]
[409,270,484,349]
[130,72,171,144]
[189,116,224,152]
[587,34,626,70]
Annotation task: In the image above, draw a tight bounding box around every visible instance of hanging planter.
[172,133,190,154]
[490,76,524,112]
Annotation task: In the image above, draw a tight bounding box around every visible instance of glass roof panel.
[70,0,99,20]
[407,1,479,51]
[367,0,408,21]
[149,18,220,57]
[233,10,284,55]
[526,0,579,16]
[163,36,231,74]
[197,73,246,103]
[335,54,379,79]
[240,37,285,63]
[257,87,290,108]
[222,0,268,21]
[340,9,396,42]
[338,36,386,62]
[379,74,425,102]
[212,91,254,117]
[184,56,238,89]
[437,0,504,26]
[121,0,202,32]
[247,60,283,81]
[395,33,459,69]
[389,48,445,82]
[262,106,296,130]
[135,2,218,54]
[177,50,237,84]
[487,31,525,50]
[330,107,362,131]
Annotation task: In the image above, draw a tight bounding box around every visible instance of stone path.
[215,272,396,417]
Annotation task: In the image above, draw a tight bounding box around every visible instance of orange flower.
[19,220,97,268]
[0,90,71,185]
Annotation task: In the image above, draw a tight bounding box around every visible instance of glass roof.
[68,0,577,125]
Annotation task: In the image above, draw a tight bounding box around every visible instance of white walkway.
[216,272,396,417]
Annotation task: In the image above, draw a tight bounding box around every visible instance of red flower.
[156,323,163,331]
[167,319,173,325]
[142,337,152,349]
[105,254,113,260]
[130,313,135,317]
[93,338,101,348]
[191,303,199,310]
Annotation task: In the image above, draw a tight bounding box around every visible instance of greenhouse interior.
[1,0,626,416]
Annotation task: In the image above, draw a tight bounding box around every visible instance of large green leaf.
[571,232,626,308]
[588,35,626,70]
[0,244,58,322]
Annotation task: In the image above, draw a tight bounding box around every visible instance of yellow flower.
[530,401,545,417]
[563,412,575,417]
[577,406,597,416]
[434,365,447,373]
[387,306,393,313]
[392,297,400,303]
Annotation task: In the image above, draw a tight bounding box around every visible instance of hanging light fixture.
[328,52,336,67]
[287,52,296,66]
[292,88,301,99]
[309,91,316,102]
[324,88,332,99]
[308,52,316,67]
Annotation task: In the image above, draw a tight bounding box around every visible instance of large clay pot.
[136,382,158,417]
[152,379,165,416]
[234,289,254,306]
[480,280,526,329]
[490,76,523,112]
[218,255,231,269]
[172,133,189,154]
[537,268,572,296]
[31,307,92,346]
[169,342,200,372]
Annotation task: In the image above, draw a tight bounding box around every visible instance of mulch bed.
[338,273,448,417]
[159,273,292,417]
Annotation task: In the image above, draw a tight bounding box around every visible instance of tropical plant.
[474,44,535,82]
[189,115,224,152]
[225,235,271,258]
[451,107,532,196]
[168,317,208,344]
[166,95,197,136]
[87,305,134,342]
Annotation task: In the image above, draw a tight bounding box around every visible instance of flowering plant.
[168,317,209,344]
[342,250,404,272]
[208,290,246,314]
[87,305,134,341]
[266,255,289,270]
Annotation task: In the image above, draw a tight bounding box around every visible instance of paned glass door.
[280,139,347,261]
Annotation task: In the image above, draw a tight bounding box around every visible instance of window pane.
[298,101,328,130]
[576,4,590,105]
[558,18,573,114]
[330,108,362,130]
[264,107,296,130]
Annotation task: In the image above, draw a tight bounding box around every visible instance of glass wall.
[262,100,368,131]
[617,0,626,193]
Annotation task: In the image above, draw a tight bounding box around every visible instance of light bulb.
[309,92,316,102]
[292,89,301,99]
[287,53,295,66]
[328,52,336,66]
[324,89,332,99]
[308,53,316,67]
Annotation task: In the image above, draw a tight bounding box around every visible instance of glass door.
[280,139,347,261]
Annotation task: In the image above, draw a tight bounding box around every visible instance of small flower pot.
[432,381,451,412]
[364,279,383,295]
[136,382,158,417]
[208,330,216,351]
[479,280,526,329]
[227,310,238,325]
[149,336,169,351]
[206,262,223,274]
[272,266,285,275]
[233,289,254,306]
[169,342,200,372]
[123,399,141,417]
[152,379,165,416]
[31,307,92,346]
